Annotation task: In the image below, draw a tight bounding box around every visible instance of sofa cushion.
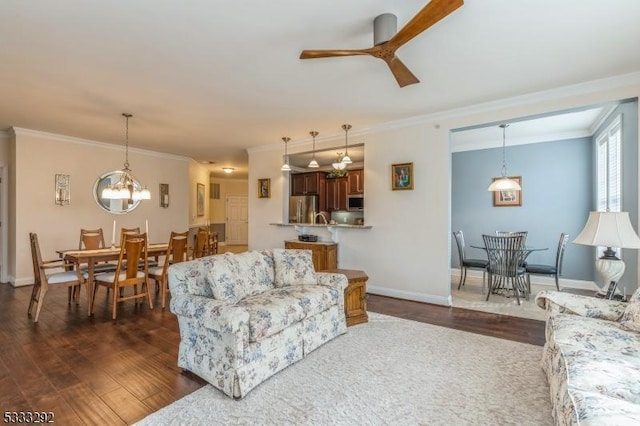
[238,285,340,342]
[233,250,275,298]
[272,249,317,287]
[207,253,244,302]
[620,298,640,332]
[547,313,640,357]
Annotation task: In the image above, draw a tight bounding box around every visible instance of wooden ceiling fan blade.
[389,0,464,48]
[385,56,420,87]
[300,49,371,59]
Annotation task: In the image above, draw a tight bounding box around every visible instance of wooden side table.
[326,269,368,327]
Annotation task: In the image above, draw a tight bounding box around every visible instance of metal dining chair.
[453,230,489,291]
[482,234,527,305]
[525,233,569,292]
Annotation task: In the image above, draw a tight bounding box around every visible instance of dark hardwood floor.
[0,283,544,425]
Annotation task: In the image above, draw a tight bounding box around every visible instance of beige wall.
[188,160,210,227]
[209,178,248,223]
[249,75,640,306]
[11,129,190,286]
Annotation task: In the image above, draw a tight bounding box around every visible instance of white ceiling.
[1,0,640,177]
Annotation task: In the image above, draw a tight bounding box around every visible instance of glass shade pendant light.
[308,131,319,168]
[341,124,352,164]
[102,113,151,200]
[281,136,291,171]
[332,153,347,170]
[487,124,521,192]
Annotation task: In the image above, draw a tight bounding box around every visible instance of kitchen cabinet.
[348,169,364,194]
[326,177,348,211]
[284,241,337,271]
[291,172,325,196]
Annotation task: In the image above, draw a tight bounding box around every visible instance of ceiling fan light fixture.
[308,131,320,168]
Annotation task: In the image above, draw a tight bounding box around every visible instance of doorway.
[0,164,7,283]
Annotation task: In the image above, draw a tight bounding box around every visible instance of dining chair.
[119,227,141,246]
[28,233,87,322]
[148,231,189,309]
[93,232,153,319]
[78,228,118,274]
[193,227,213,259]
[525,233,569,292]
[452,231,489,291]
[482,234,527,305]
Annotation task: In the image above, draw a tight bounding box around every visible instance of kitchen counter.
[270,222,371,243]
[270,223,372,229]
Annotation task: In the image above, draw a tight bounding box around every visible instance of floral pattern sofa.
[535,290,640,425]
[168,249,348,399]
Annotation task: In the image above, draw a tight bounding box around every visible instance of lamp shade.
[573,211,640,249]
[487,177,521,191]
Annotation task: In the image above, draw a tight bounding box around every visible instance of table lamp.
[573,211,640,299]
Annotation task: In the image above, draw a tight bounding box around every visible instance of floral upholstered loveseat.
[168,249,348,399]
[535,290,640,425]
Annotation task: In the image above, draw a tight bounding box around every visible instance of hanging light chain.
[123,113,132,170]
[500,123,508,177]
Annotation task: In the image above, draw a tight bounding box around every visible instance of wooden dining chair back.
[452,230,489,291]
[79,228,106,249]
[149,231,189,309]
[28,233,86,322]
[193,227,212,259]
[525,233,569,292]
[482,234,527,305]
[119,227,141,246]
[94,232,153,319]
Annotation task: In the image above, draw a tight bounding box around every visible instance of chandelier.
[101,113,151,200]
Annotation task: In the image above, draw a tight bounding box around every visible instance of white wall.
[11,128,190,285]
[249,73,640,306]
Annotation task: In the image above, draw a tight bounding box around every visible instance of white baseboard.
[367,285,452,307]
[451,268,600,292]
[10,275,33,287]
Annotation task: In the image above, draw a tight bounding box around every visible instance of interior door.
[226,196,248,245]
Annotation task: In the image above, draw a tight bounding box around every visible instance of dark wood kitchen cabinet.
[326,177,348,211]
[291,172,325,196]
[348,169,364,194]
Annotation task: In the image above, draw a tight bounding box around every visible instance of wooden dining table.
[57,243,168,315]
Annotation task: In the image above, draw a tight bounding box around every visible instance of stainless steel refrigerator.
[289,195,318,224]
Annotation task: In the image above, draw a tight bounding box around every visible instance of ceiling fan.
[299,0,464,88]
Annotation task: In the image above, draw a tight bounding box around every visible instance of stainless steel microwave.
[347,194,364,211]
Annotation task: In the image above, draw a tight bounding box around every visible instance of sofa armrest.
[316,272,348,292]
[535,290,627,321]
[170,294,250,334]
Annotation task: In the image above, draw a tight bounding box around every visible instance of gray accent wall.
[452,137,594,281]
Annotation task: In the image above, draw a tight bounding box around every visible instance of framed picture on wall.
[391,162,413,190]
[197,183,205,216]
[492,176,522,207]
[258,178,270,198]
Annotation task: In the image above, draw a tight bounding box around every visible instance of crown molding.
[12,127,190,161]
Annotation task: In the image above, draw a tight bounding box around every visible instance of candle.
[111,219,116,247]
[145,219,149,235]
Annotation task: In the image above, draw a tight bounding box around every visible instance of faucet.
[314,212,329,224]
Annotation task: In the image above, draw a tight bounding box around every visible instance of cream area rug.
[136,313,552,426]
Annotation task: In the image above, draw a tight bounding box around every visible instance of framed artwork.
[258,178,271,198]
[492,176,522,207]
[391,162,414,190]
[196,183,205,216]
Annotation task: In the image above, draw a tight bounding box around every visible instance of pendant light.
[487,124,521,192]
[102,113,151,200]
[308,131,319,168]
[341,124,352,164]
[281,136,291,171]
[332,153,346,170]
